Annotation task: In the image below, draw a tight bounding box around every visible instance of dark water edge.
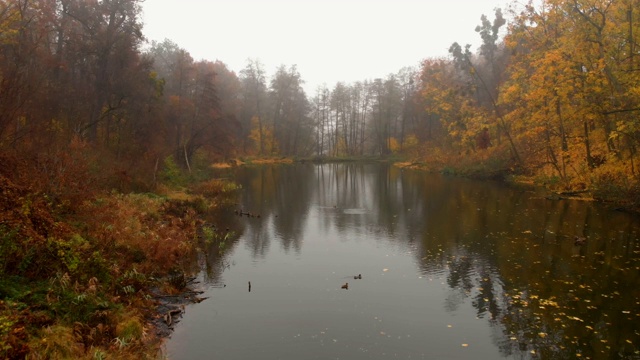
[165,163,640,360]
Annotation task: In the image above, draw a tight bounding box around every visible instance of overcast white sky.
[141,0,513,93]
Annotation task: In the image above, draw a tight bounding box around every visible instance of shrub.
[28,325,82,359]
[80,193,198,276]
[160,155,186,188]
[0,226,19,276]
[591,165,640,207]
[0,306,24,359]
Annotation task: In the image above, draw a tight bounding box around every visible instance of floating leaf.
[540,298,559,307]
[461,343,469,347]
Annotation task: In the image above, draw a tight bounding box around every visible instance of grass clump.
[28,325,81,359]
[115,312,144,343]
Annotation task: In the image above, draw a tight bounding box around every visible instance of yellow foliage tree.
[388,137,400,154]
[500,0,639,189]
[248,115,276,156]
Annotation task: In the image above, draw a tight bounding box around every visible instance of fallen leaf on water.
[383,268,389,272]
[461,344,469,347]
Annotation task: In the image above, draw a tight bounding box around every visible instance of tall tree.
[239,58,268,155]
[61,0,144,143]
[268,65,312,156]
[311,84,330,156]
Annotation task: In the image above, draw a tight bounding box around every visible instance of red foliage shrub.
[79,194,199,276]
[0,160,75,278]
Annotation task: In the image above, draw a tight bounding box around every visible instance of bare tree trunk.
[584,120,594,168]
[184,144,191,173]
[153,157,159,186]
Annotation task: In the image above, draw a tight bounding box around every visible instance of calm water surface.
[166,163,640,359]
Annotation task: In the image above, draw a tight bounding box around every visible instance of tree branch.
[602,107,640,115]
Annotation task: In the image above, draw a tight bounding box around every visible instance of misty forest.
[1,0,640,359]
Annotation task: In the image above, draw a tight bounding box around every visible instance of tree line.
[1,0,639,202]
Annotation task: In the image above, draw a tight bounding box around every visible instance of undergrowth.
[0,151,240,359]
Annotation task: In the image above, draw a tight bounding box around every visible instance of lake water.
[165,163,640,359]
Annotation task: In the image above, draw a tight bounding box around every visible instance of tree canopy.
[0,0,638,201]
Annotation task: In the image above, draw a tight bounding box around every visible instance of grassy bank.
[0,154,239,359]
[395,150,640,211]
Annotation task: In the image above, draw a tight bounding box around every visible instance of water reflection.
[169,163,640,359]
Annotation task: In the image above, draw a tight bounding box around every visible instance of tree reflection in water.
[191,163,640,359]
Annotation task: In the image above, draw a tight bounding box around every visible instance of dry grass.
[27,325,83,360]
[221,156,294,166]
[81,193,198,275]
[248,157,294,164]
[211,162,233,169]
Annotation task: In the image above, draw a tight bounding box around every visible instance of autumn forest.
[1,0,639,197]
[1,0,640,358]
